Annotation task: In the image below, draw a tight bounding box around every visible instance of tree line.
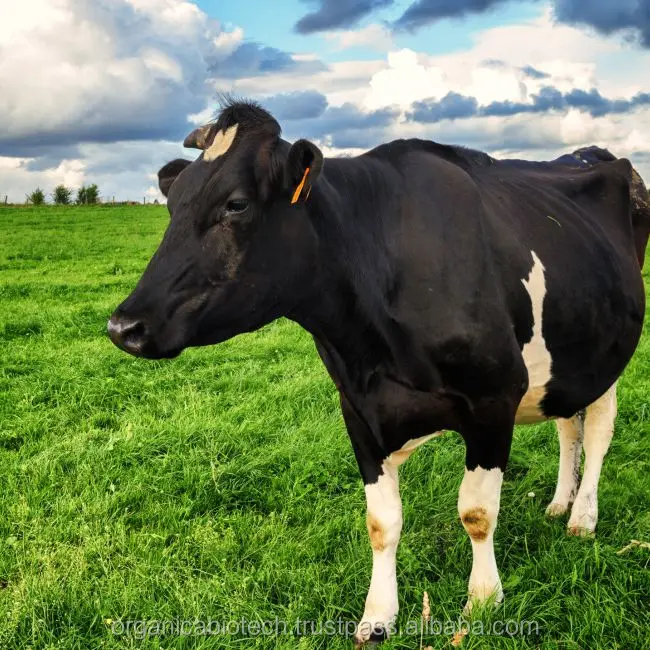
[26,184,100,205]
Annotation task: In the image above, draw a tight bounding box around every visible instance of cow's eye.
[225,199,249,214]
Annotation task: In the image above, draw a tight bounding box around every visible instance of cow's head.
[108,101,324,358]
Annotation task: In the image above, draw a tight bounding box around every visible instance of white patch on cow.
[204,124,238,162]
[546,416,584,517]
[458,466,503,612]
[357,460,401,644]
[568,383,617,536]
[516,251,553,424]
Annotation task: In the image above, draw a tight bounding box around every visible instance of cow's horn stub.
[183,124,215,150]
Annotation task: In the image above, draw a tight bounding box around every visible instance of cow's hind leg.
[546,415,584,517]
[567,383,617,537]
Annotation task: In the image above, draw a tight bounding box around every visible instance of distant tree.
[86,184,100,204]
[26,188,46,205]
[76,184,99,205]
[53,184,72,205]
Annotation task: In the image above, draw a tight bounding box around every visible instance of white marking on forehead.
[204,124,238,162]
[516,251,553,424]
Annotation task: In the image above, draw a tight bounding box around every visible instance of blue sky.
[1,0,649,201]
[206,0,540,62]
[205,0,542,60]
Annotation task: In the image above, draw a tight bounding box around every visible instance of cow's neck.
[289,156,438,396]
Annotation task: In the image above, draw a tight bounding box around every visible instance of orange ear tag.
[291,167,311,204]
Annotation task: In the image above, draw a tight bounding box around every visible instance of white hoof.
[463,586,503,616]
[567,524,596,538]
[354,620,392,648]
[567,501,597,537]
[545,501,569,517]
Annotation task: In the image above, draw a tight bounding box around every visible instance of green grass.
[1,205,649,650]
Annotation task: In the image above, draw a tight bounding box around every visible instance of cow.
[108,99,649,647]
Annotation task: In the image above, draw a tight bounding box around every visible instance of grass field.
[1,205,649,649]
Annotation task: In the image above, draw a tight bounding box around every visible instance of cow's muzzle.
[107,313,150,356]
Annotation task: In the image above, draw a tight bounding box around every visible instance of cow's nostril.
[107,315,148,354]
[122,320,146,347]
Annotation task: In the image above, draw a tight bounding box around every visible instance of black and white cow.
[108,100,649,646]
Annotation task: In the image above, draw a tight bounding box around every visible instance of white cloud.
[0,157,85,202]
[0,0,316,200]
[364,49,447,109]
[214,58,386,108]
[0,0,218,150]
[330,8,650,183]
[0,139,192,203]
[214,27,244,55]
[2,1,649,200]
[323,24,393,51]
[361,10,634,112]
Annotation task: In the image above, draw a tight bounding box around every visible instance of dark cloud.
[408,86,650,123]
[290,0,650,48]
[216,42,294,76]
[554,0,650,47]
[391,0,650,47]
[294,0,393,34]
[308,103,399,147]
[23,146,82,172]
[260,90,399,148]
[408,92,478,122]
[394,0,510,32]
[264,91,329,121]
[482,87,650,118]
[211,42,326,79]
[520,65,550,80]
[0,114,194,158]
[480,60,550,79]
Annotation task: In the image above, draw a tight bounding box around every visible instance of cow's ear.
[285,139,323,204]
[183,124,216,150]
[158,159,191,197]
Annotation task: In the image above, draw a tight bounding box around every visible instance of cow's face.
[108,103,323,359]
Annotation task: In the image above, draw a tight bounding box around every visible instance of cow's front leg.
[340,399,401,647]
[356,458,402,645]
[459,424,512,614]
